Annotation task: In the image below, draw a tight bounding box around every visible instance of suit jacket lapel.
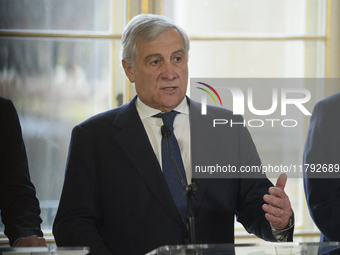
[112,97,184,226]
[111,97,217,224]
[189,99,219,216]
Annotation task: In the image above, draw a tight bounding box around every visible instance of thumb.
[275,173,287,190]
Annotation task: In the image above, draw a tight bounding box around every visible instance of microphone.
[161,124,197,244]
[161,125,171,138]
[161,125,186,189]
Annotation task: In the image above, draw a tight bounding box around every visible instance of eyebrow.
[172,49,186,57]
[144,54,162,64]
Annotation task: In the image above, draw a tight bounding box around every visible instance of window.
[0,0,339,243]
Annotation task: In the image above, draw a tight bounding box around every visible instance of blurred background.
[0,0,339,245]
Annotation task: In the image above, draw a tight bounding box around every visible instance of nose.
[160,61,178,81]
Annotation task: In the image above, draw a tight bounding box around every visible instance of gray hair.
[120,14,190,69]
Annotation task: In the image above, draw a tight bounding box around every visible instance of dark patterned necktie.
[154,111,188,224]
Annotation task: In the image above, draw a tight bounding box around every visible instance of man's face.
[123,29,188,112]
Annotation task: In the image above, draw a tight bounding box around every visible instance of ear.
[122,59,135,83]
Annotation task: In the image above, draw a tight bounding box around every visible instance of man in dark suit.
[53,14,294,255]
[0,97,45,246]
[304,92,340,254]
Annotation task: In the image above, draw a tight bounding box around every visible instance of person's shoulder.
[0,97,18,125]
[77,98,137,130]
[321,92,340,106]
[314,92,340,115]
[69,107,123,140]
[0,97,14,110]
[207,104,234,116]
[0,96,10,104]
[78,105,125,128]
[189,98,237,119]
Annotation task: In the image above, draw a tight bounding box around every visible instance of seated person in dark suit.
[0,97,45,247]
[304,92,340,254]
[53,14,294,255]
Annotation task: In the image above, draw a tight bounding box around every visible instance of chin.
[158,95,185,109]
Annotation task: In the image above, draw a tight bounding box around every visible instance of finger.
[27,236,40,247]
[15,236,40,247]
[263,194,286,208]
[268,187,287,198]
[14,239,25,247]
[264,212,286,229]
[262,204,283,217]
[262,205,290,230]
[38,237,47,247]
[275,173,287,190]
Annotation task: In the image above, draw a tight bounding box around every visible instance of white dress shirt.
[135,97,192,183]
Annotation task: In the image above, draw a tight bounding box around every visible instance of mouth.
[162,87,177,91]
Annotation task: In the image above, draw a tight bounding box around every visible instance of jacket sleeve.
[235,115,294,242]
[0,98,43,246]
[53,125,112,254]
[303,97,340,241]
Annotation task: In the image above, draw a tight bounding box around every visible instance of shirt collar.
[136,97,189,120]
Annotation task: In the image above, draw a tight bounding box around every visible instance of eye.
[174,57,182,62]
[151,59,160,65]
